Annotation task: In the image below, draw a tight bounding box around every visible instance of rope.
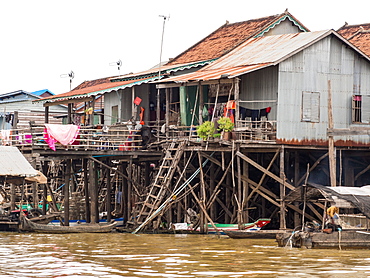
[132,152,214,234]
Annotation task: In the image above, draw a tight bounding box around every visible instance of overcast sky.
[1,0,369,95]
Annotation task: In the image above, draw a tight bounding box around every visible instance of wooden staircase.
[130,140,186,225]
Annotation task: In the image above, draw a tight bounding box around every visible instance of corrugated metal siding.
[240,66,278,120]
[0,146,37,177]
[277,35,370,145]
[264,20,302,36]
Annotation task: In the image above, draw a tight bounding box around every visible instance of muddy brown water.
[1,232,370,277]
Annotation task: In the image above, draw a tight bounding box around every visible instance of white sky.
[1,0,369,95]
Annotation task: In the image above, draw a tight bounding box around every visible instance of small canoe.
[21,216,117,233]
[224,229,287,239]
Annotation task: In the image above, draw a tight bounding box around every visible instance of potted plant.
[196,121,216,141]
[217,117,234,140]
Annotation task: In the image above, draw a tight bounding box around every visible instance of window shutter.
[361,95,370,123]
[302,91,320,122]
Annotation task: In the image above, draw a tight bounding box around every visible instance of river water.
[1,232,370,278]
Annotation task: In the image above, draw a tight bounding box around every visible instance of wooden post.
[165,87,170,138]
[83,159,91,223]
[132,86,136,119]
[64,159,71,226]
[44,106,49,124]
[128,159,133,223]
[157,88,161,139]
[10,183,15,211]
[67,103,73,124]
[42,184,47,215]
[294,151,300,228]
[41,161,48,215]
[241,159,249,223]
[32,182,38,209]
[237,147,243,228]
[234,78,240,128]
[197,151,207,233]
[106,160,112,222]
[198,82,204,125]
[120,164,127,222]
[89,159,98,223]
[12,111,18,129]
[279,147,286,229]
[209,163,216,220]
[328,80,336,187]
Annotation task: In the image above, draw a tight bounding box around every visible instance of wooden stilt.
[89,159,98,223]
[279,147,286,229]
[64,159,71,226]
[106,160,112,222]
[83,159,90,223]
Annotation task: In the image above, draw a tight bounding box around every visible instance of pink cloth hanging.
[44,124,80,151]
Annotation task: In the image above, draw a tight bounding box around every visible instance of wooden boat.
[171,218,271,235]
[48,217,124,227]
[224,229,287,239]
[276,230,370,249]
[20,216,117,233]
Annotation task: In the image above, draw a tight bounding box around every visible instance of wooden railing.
[0,120,277,151]
[0,124,143,151]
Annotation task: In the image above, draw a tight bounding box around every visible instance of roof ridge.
[338,22,370,30]
[223,13,280,27]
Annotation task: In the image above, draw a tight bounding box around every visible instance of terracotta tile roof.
[72,77,114,91]
[35,77,155,103]
[166,11,309,66]
[337,23,370,57]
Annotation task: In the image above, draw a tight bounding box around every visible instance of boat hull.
[172,218,271,235]
[224,229,286,239]
[277,230,370,249]
[21,217,117,233]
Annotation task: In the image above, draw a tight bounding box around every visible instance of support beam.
[236,151,295,190]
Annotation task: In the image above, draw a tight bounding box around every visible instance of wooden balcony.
[0,120,277,153]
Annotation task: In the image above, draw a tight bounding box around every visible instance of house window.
[301,91,320,122]
[352,95,370,124]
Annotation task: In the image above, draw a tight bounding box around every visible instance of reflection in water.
[0,232,369,277]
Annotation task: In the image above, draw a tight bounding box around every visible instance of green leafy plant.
[196,121,216,140]
[217,117,234,132]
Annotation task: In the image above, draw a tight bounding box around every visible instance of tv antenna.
[60,70,74,91]
[110,59,122,75]
[158,14,170,79]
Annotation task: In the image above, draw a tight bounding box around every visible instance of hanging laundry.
[44,124,80,151]
[0,130,12,145]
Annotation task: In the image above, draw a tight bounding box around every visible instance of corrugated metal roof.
[159,30,370,83]
[110,60,214,82]
[0,146,38,177]
[158,64,271,83]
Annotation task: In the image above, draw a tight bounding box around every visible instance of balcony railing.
[0,120,277,151]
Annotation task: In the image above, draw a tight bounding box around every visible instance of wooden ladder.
[132,140,186,225]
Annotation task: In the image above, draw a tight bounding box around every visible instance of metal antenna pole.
[157,15,169,133]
